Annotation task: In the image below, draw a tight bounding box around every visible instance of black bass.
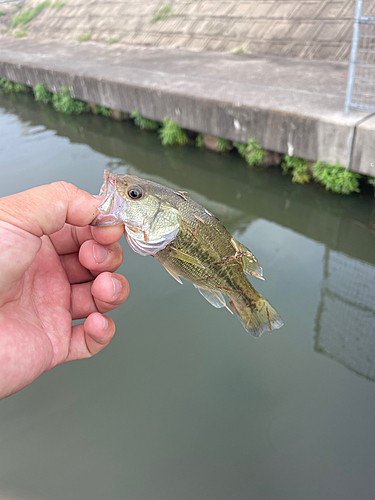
[92,170,283,338]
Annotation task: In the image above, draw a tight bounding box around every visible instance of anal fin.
[193,285,234,314]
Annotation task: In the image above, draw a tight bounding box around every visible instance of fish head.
[92,170,180,256]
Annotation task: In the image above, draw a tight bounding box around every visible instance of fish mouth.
[91,169,127,226]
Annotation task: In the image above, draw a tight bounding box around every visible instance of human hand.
[0,181,129,400]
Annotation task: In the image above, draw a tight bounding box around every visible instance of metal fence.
[345,0,375,114]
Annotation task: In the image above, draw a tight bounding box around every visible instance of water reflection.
[315,249,375,381]
[1,91,375,500]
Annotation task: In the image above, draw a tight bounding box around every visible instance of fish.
[91,169,283,338]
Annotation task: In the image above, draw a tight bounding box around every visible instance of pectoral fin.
[162,264,183,284]
[169,246,205,269]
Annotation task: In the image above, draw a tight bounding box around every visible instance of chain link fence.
[345,0,375,114]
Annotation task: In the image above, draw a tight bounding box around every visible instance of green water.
[1,93,375,500]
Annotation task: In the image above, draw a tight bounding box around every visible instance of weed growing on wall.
[233,138,265,166]
[150,3,173,23]
[93,105,112,117]
[11,1,50,28]
[282,155,311,184]
[131,110,160,130]
[51,1,65,8]
[33,82,52,103]
[14,29,27,37]
[313,160,361,195]
[196,133,204,148]
[216,137,232,153]
[159,117,189,146]
[78,32,91,42]
[52,86,89,115]
[0,79,29,93]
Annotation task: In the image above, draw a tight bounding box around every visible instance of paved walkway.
[0,38,373,174]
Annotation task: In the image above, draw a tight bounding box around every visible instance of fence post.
[344,0,364,115]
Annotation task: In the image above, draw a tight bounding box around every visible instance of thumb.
[0,182,100,297]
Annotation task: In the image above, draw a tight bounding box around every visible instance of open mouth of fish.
[91,169,126,226]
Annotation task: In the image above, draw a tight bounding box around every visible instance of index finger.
[50,224,125,255]
[0,181,100,237]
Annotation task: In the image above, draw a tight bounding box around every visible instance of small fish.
[91,170,283,338]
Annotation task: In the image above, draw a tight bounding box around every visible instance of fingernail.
[112,277,122,299]
[102,316,109,331]
[93,244,108,264]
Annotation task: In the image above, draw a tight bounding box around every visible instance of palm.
[0,220,127,400]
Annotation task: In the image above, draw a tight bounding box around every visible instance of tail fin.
[230,295,283,339]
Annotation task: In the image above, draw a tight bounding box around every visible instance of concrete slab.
[351,115,375,175]
[0,38,371,168]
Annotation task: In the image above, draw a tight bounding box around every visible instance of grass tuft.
[78,31,91,42]
[216,137,232,152]
[282,155,311,184]
[233,138,264,166]
[52,86,89,115]
[150,3,173,23]
[93,105,112,117]
[196,133,204,148]
[106,36,121,45]
[0,79,30,93]
[312,160,360,194]
[33,82,52,104]
[51,1,65,8]
[131,110,160,130]
[14,29,27,37]
[159,117,188,146]
[0,11,6,16]
[11,1,50,28]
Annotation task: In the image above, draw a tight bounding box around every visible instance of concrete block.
[314,43,341,60]
[198,2,219,15]
[351,116,375,176]
[186,36,207,50]
[263,20,293,39]
[289,2,320,19]
[207,20,230,36]
[252,2,274,18]
[290,21,317,40]
[230,3,252,17]
[213,3,233,17]
[268,2,298,19]
[205,38,226,51]
[318,2,345,18]
[246,20,269,38]
[315,22,346,41]
[227,21,250,38]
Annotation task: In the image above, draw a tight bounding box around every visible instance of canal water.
[1,92,375,500]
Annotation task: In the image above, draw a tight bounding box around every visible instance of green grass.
[11,1,50,28]
[51,1,65,8]
[233,138,265,167]
[131,110,160,130]
[14,29,27,37]
[282,155,311,184]
[52,86,89,115]
[0,11,6,16]
[216,137,232,152]
[106,36,121,45]
[196,133,204,148]
[150,3,173,23]
[232,47,245,55]
[78,31,91,42]
[33,82,52,104]
[312,160,360,194]
[93,105,112,117]
[0,79,30,93]
[159,117,188,146]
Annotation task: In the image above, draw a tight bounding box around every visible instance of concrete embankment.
[0,38,374,175]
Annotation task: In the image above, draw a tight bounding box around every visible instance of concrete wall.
[5,0,355,61]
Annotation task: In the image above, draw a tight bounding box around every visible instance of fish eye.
[127,186,143,200]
